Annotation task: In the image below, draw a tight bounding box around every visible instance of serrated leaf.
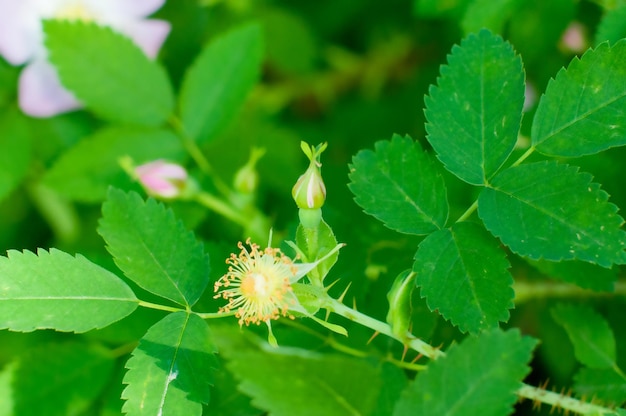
[42,127,184,202]
[0,109,31,202]
[348,134,448,235]
[478,161,626,267]
[45,20,174,126]
[122,312,218,416]
[12,342,114,416]
[461,0,520,35]
[532,40,626,157]
[595,5,626,46]
[425,29,524,185]
[551,304,617,369]
[574,367,626,405]
[98,189,210,307]
[0,248,137,333]
[180,23,263,143]
[530,259,617,291]
[226,347,382,416]
[394,329,537,416]
[413,222,514,334]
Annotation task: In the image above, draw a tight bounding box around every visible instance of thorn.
[352,297,358,310]
[410,352,423,364]
[367,331,380,345]
[337,281,352,303]
[401,344,408,362]
[326,278,341,291]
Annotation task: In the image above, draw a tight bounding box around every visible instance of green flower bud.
[234,147,265,194]
[386,270,416,342]
[292,142,328,210]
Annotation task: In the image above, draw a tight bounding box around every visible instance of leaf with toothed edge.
[478,161,626,268]
[121,312,218,416]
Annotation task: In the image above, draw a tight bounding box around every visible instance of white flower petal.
[19,59,81,117]
[87,0,167,18]
[119,19,171,58]
[0,1,44,65]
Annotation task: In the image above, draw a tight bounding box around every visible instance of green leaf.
[532,40,626,157]
[394,329,537,416]
[0,109,31,202]
[44,20,174,126]
[478,161,626,267]
[530,259,617,291]
[98,189,210,307]
[424,29,524,185]
[42,127,184,202]
[226,347,382,416]
[122,312,218,416]
[348,134,449,235]
[179,23,263,143]
[595,5,626,46]
[0,248,137,333]
[574,367,626,405]
[413,222,514,334]
[551,304,617,369]
[12,342,114,416]
[461,0,520,35]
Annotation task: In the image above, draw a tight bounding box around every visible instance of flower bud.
[134,159,189,199]
[234,147,265,194]
[292,142,328,210]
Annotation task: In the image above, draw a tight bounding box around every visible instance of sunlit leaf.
[461,0,519,35]
[45,20,174,126]
[179,23,263,143]
[0,248,137,333]
[122,312,218,416]
[574,367,626,405]
[595,5,626,46]
[98,189,210,307]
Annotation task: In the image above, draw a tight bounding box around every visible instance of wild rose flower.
[0,0,171,117]
[214,238,344,344]
[135,160,188,199]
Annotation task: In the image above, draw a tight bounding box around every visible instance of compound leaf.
[122,312,218,416]
[98,189,210,307]
[532,40,626,157]
[478,161,626,267]
[0,248,137,333]
[45,20,174,126]
[425,29,524,185]
[413,222,514,334]
[394,329,537,416]
[348,134,448,235]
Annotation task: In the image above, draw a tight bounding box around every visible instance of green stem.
[196,310,237,319]
[168,115,232,197]
[323,296,445,360]
[137,300,185,314]
[193,191,250,227]
[456,200,478,223]
[511,146,536,168]
[514,280,626,304]
[516,384,615,415]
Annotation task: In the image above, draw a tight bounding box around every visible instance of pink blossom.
[135,160,188,199]
[0,0,170,117]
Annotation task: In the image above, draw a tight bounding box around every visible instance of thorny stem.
[322,295,617,414]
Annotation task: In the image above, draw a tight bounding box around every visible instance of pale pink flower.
[560,22,588,54]
[135,160,188,199]
[0,0,170,117]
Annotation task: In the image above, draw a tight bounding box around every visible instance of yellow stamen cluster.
[56,2,95,22]
[214,239,298,326]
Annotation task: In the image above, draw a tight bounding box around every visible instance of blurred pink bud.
[135,160,188,199]
[0,0,171,118]
[560,22,588,54]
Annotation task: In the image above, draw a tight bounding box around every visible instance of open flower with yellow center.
[214,238,345,344]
